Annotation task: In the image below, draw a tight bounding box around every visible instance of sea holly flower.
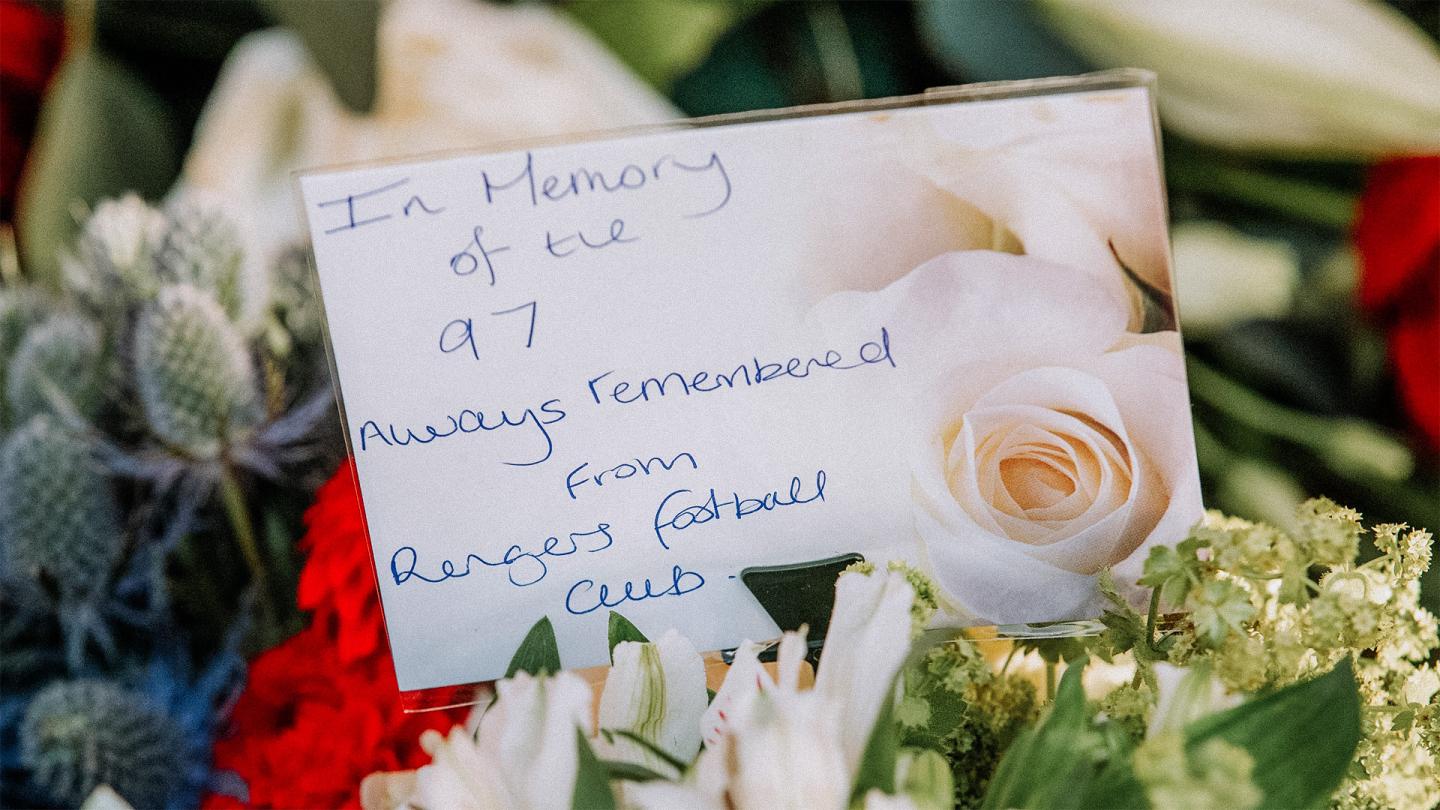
[597,629,708,775]
[60,194,167,318]
[133,283,263,461]
[5,311,108,425]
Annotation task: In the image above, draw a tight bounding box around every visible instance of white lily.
[627,568,917,810]
[364,671,593,810]
[598,629,708,776]
[1037,0,1440,158]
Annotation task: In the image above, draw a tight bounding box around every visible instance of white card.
[299,77,1202,692]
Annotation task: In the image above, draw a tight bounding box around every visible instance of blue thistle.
[155,194,261,330]
[0,415,122,598]
[20,680,191,809]
[133,284,263,459]
[5,312,108,424]
[61,194,166,315]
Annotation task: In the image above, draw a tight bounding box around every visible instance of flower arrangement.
[3,0,1438,807]
[354,498,1437,810]
[0,194,339,808]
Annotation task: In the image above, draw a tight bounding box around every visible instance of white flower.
[794,90,1173,330]
[630,569,916,810]
[813,250,1202,622]
[1171,221,1299,335]
[1037,0,1440,158]
[1149,662,1241,736]
[365,671,593,810]
[597,629,708,776]
[182,0,676,265]
[813,569,916,772]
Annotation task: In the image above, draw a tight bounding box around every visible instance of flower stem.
[219,465,277,636]
[1045,661,1057,702]
[1146,586,1163,654]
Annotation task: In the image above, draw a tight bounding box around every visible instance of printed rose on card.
[298,72,1201,693]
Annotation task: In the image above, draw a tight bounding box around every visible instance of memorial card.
[298,73,1203,693]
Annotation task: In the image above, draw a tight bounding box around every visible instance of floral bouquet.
[2,0,1438,808]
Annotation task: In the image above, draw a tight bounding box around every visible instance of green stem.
[1167,158,1356,229]
[1146,587,1163,655]
[1045,661,1057,703]
[219,467,264,585]
[219,465,277,637]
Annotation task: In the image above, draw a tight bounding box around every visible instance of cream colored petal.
[814,570,915,772]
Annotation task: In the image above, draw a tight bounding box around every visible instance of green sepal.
[607,611,649,662]
[571,728,618,810]
[505,616,561,679]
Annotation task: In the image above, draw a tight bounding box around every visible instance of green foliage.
[980,658,1102,810]
[506,616,562,679]
[1186,659,1361,810]
[607,611,649,662]
[571,727,618,810]
[899,635,1038,808]
[850,676,900,802]
[18,51,178,289]
[566,1,763,91]
[20,680,189,809]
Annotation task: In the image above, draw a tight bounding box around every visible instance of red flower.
[0,0,63,221]
[207,461,465,808]
[297,459,388,664]
[1355,156,1440,454]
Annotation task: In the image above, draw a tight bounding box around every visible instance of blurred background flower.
[2,0,1437,807]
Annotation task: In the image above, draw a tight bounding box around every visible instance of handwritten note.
[299,83,1202,691]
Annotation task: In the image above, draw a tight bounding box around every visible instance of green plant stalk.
[219,464,278,634]
[1145,586,1163,655]
[1186,356,1411,481]
[1167,155,1356,229]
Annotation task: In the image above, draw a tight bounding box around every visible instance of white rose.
[794,90,1173,331]
[814,250,1202,622]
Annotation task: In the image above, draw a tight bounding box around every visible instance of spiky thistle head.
[268,243,325,354]
[6,312,108,424]
[0,415,123,596]
[20,679,191,810]
[133,284,262,459]
[62,194,166,312]
[155,192,262,330]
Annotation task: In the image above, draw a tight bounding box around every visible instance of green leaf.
[505,616,561,678]
[261,0,378,113]
[607,611,649,662]
[572,728,618,810]
[604,728,690,775]
[849,676,900,802]
[17,49,180,289]
[566,1,762,91]
[599,758,668,783]
[1185,658,1361,810]
[981,658,1101,810]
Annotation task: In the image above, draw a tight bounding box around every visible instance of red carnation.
[297,459,389,664]
[208,461,465,808]
[1355,155,1440,454]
